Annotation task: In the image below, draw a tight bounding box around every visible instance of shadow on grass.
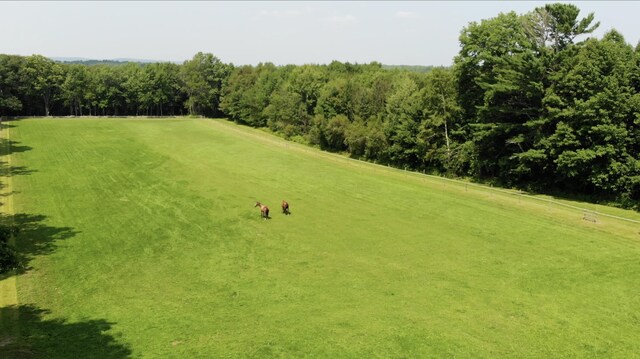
[0,124,76,277]
[0,131,35,188]
[0,212,78,281]
[0,138,35,176]
[0,121,16,130]
[0,190,19,198]
[0,304,132,359]
[0,138,33,156]
[0,162,36,177]
[0,213,79,276]
[0,125,126,357]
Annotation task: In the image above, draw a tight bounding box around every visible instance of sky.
[2,1,640,67]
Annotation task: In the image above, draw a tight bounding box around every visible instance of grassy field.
[1,118,639,358]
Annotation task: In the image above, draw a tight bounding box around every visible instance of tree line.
[0,52,231,117]
[0,3,638,209]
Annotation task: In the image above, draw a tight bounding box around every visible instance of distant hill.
[382,65,441,73]
[51,57,168,65]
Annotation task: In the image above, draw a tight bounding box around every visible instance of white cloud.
[259,9,302,18]
[326,14,357,24]
[395,11,418,19]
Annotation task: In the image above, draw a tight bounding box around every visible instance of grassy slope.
[3,118,640,358]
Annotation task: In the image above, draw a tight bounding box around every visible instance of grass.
[1,117,640,358]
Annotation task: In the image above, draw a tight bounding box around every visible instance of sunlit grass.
[3,118,640,357]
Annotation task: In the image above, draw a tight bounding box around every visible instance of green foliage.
[324,114,350,151]
[220,65,260,124]
[344,119,368,156]
[0,241,18,274]
[0,55,26,116]
[221,63,287,127]
[139,62,183,116]
[315,78,350,119]
[264,85,307,137]
[61,64,90,116]
[455,11,546,182]
[540,3,600,50]
[381,64,437,73]
[419,68,464,172]
[382,74,423,167]
[451,3,638,207]
[0,224,19,274]
[543,32,638,201]
[181,52,232,117]
[21,55,64,116]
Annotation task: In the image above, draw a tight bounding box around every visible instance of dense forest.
[0,52,231,117]
[0,3,638,209]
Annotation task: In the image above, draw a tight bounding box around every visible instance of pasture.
[1,118,640,358]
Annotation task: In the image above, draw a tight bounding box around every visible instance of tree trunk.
[43,96,50,116]
[441,93,451,165]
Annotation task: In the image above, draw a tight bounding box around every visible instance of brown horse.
[281,200,290,215]
[255,202,270,219]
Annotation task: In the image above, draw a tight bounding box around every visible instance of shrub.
[0,224,19,274]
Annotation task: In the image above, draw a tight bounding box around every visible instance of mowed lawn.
[2,118,640,358]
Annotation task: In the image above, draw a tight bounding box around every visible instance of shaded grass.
[0,121,98,358]
[0,304,131,359]
[3,118,640,357]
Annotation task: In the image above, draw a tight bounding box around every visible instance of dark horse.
[281,200,290,215]
[255,202,270,219]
